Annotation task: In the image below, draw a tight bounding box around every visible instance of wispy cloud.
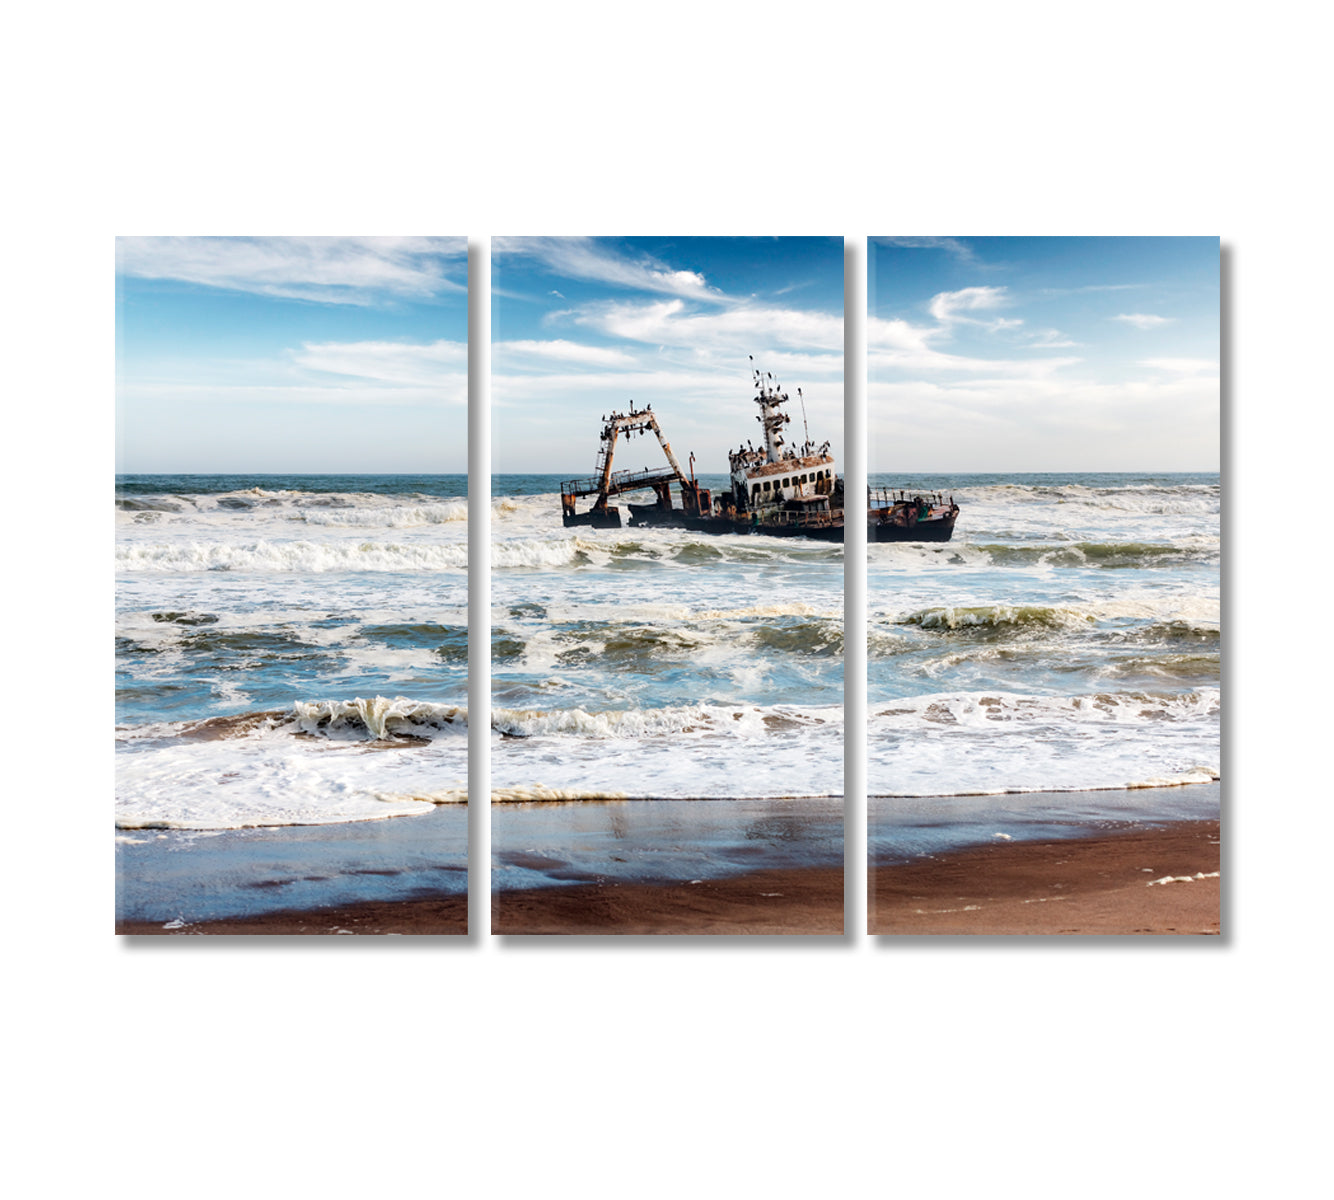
[1114,312,1173,329]
[868,310,1079,372]
[1022,329,1079,349]
[294,339,467,386]
[116,236,466,305]
[876,237,976,262]
[494,237,726,303]
[495,339,638,368]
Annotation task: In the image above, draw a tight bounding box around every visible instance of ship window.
[751,484,760,497]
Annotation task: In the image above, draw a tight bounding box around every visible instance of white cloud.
[115,236,466,304]
[928,285,1011,323]
[569,298,844,352]
[869,348,1083,378]
[494,237,724,303]
[867,316,936,354]
[867,310,1081,376]
[495,339,638,368]
[1114,312,1173,329]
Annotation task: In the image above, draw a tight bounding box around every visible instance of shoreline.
[493,865,845,935]
[871,820,1220,935]
[116,892,467,936]
[115,791,1220,936]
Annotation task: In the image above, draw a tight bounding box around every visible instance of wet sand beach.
[871,820,1220,935]
[494,865,844,935]
[115,804,468,935]
[116,893,467,935]
[491,795,845,935]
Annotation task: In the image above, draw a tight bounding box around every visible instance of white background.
[9,3,1323,1196]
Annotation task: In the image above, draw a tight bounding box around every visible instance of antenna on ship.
[798,387,809,451]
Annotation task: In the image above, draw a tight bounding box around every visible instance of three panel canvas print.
[114,235,1220,936]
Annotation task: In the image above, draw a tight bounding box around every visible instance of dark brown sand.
[116,893,467,936]
[493,866,845,935]
[871,821,1220,935]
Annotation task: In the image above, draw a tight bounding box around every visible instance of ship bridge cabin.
[732,452,836,512]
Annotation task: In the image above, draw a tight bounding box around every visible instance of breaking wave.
[117,540,469,572]
[490,785,630,803]
[960,541,1219,569]
[899,605,1092,632]
[959,481,1219,515]
[298,500,467,528]
[293,698,466,741]
[491,702,836,739]
[872,687,1220,727]
[121,697,841,747]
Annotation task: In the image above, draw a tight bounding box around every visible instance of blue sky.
[870,237,1219,471]
[116,237,468,473]
[492,237,844,473]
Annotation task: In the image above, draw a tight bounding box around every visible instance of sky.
[491,237,844,474]
[869,237,1219,472]
[116,236,468,473]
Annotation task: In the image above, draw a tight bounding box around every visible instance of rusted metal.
[560,403,706,528]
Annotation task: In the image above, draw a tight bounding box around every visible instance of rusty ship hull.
[868,510,958,542]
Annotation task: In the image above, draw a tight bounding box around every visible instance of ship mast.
[752,362,792,464]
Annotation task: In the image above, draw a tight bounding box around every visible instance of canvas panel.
[866,236,1221,935]
[490,236,846,934]
[114,236,470,934]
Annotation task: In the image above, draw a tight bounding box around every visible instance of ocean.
[115,470,1220,911]
[115,474,470,921]
[488,474,846,799]
[867,471,1221,845]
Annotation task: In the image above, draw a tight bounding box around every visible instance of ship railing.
[869,486,951,507]
[562,466,684,500]
[763,508,836,528]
